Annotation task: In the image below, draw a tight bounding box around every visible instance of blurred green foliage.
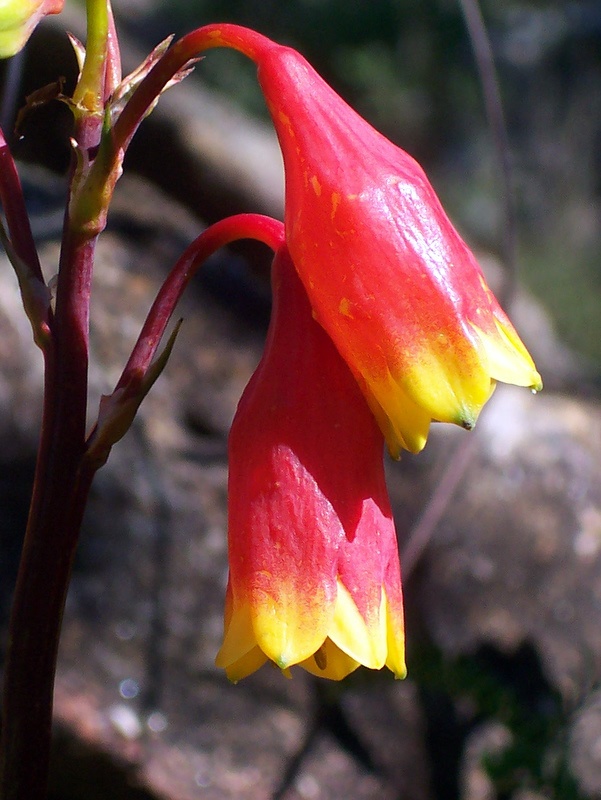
[413,641,583,799]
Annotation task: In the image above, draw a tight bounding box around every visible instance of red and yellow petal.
[218,244,406,681]
[253,41,541,451]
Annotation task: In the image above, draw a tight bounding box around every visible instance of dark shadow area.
[0,455,35,624]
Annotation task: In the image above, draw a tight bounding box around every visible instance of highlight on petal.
[249,39,542,454]
[217,244,405,681]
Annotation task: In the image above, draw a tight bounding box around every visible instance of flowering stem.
[0,3,124,797]
[0,232,96,800]
[0,205,283,799]
[86,214,284,466]
[0,18,279,800]
[0,226,97,800]
[0,410,95,800]
[115,23,270,144]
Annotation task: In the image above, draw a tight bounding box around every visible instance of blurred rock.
[412,386,601,704]
[511,793,550,800]
[569,690,601,797]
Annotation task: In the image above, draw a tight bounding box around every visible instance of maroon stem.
[0,458,96,800]
[1,210,284,799]
[0,225,97,800]
[0,65,105,799]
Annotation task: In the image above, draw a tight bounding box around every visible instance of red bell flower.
[247,36,542,456]
[216,244,405,681]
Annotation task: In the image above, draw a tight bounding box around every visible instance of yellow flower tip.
[222,646,268,684]
[361,369,432,457]
[328,580,388,670]
[333,579,406,677]
[454,405,479,432]
[298,585,406,681]
[384,593,407,679]
[214,597,257,668]
[476,319,543,393]
[530,369,543,394]
[390,660,408,681]
[216,580,406,682]
[216,585,336,679]
[250,586,333,669]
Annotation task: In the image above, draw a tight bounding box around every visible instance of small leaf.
[67,32,86,76]
[0,219,51,349]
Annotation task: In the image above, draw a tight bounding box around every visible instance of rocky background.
[1,4,601,800]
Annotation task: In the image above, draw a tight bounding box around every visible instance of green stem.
[0,224,97,800]
[72,0,110,114]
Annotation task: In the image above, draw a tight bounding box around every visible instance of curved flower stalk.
[0,0,63,58]
[217,244,405,682]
